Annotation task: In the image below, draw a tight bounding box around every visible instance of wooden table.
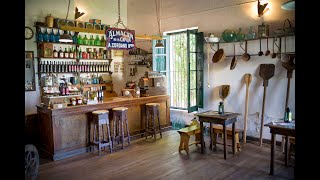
[264,121,295,175]
[194,111,240,159]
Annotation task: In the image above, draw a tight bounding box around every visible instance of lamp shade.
[281,0,295,10]
[155,40,164,48]
[59,33,73,43]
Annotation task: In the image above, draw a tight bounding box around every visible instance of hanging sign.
[106,28,135,50]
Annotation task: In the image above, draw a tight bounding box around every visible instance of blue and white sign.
[106,28,135,50]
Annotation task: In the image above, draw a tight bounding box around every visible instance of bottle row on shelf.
[41,44,112,59]
[39,61,111,73]
[37,28,107,47]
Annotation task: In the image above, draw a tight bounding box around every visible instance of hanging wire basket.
[273,19,295,37]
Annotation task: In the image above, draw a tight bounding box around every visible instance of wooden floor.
[38,130,294,180]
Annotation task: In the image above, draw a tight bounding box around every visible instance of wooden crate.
[39,43,53,58]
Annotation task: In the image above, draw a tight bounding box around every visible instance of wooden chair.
[211,125,242,152]
[25,144,39,180]
[177,119,201,155]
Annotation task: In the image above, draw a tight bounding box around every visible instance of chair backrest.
[25,144,39,180]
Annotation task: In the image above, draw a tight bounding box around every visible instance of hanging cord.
[112,0,128,29]
[155,0,161,36]
[66,0,70,20]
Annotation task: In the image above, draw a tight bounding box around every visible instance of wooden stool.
[177,120,201,155]
[112,107,130,149]
[90,110,112,156]
[145,103,162,140]
[211,125,242,152]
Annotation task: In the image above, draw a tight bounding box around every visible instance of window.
[153,29,204,113]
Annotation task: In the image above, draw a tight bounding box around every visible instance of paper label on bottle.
[59,52,64,58]
[70,53,74,58]
[53,52,58,58]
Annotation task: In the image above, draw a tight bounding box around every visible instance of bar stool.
[145,103,162,140]
[89,110,112,156]
[112,107,130,149]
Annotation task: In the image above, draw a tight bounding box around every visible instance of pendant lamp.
[281,0,295,10]
[155,0,164,48]
[59,0,73,43]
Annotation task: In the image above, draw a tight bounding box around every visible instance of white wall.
[127,0,295,140]
[25,0,127,115]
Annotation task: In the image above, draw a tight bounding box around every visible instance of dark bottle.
[58,47,64,58]
[43,61,47,73]
[57,61,61,73]
[69,47,74,59]
[64,48,69,58]
[46,61,50,73]
[52,61,56,73]
[53,47,58,58]
[284,107,292,123]
[61,62,65,73]
[218,102,224,114]
[68,62,72,72]
[100,86,104,101]
[40,61,44,73]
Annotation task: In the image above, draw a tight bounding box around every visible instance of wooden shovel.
[219,85,230,103]
[282,54,295,110]
[243,73,252,144]
[259,64,275,146]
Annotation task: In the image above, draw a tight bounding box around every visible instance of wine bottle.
[39,61,43,73]
[94,35,101,46]
[53,47,58,58]
[52,61,56,73]
[61,62,65,73]
[64,48,69,58]
[69,47,74,59]
[59,47,64,58]
[58,62,61,72]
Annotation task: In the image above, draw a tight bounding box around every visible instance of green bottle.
[94,35,101,46]
[218,102,224,114]
[100,35,106,47]
[284,107,292,123]
[90,35,95,45]
[77,35,83,45]
[83,35,88,45]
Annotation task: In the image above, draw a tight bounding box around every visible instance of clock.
[25,26,34,40]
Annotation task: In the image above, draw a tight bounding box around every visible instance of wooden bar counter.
[36,95,170,161]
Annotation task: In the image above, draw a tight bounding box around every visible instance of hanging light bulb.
[154,0,164,48]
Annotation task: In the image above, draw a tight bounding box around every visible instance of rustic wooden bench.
[211,125,243,152]
[177,121,201,155]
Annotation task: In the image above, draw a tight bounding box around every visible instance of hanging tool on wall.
[243,73,252,144]
[258,64,275,146]
[282,55,295,111]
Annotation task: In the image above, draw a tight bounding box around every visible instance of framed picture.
[25,51,36,91]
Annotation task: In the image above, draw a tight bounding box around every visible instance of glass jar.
[222,29,236,42]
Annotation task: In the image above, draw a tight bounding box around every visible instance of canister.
[46,14,54,28]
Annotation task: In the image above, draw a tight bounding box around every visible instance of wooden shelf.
[78,44,107,48]
[60,26,105,34]
[84,83,112,87]
[37,57,77,60]
[208,34,295,45]
[129,53,152,56]
[40,71,112,74]
[36,41,76,45]
[78,58,112,61]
